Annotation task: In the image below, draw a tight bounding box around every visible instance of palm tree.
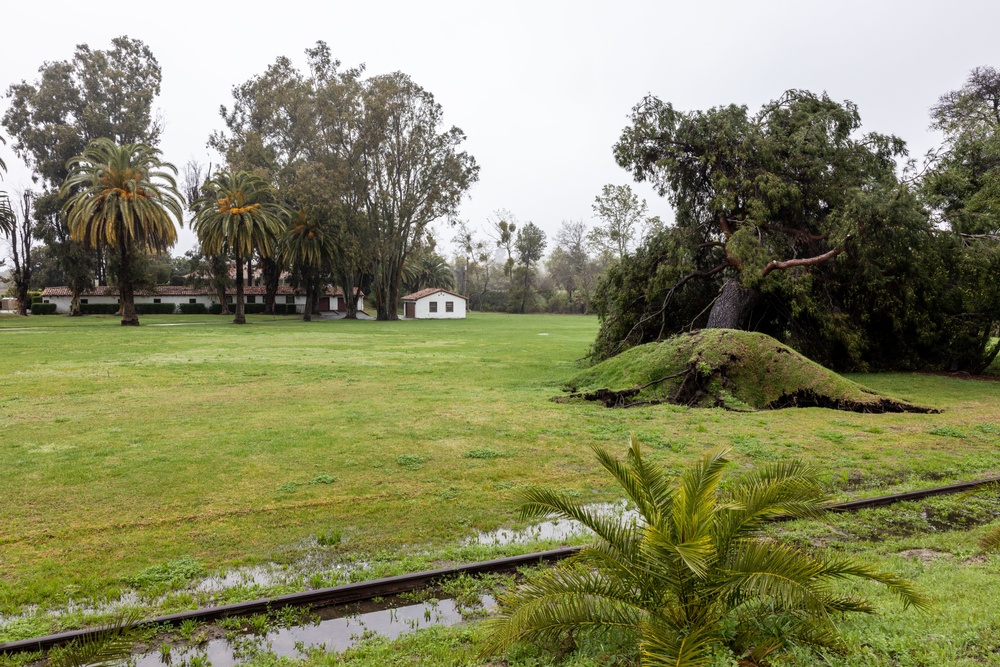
[192,171,287,324]
[401,253,455,294]
[483,437,928,666]
[60,139,183,326]
[280,210,336,322]
[1,135,16,237]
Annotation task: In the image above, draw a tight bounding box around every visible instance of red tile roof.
[41,285,362,298]
[401,288,468,301]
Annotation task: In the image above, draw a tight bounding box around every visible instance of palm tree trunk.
[234,256,246,325]
[119,238,140,326]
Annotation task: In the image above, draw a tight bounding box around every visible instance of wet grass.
[2,312,1000,662]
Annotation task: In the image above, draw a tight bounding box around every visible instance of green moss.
[564,330,928,412]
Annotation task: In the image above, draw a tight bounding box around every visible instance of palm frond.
[49,612,142,667]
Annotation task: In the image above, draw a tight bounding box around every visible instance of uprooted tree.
[594,88,1000,372]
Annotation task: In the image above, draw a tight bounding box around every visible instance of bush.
[244,303,266,314]
[80,303,119,315]
[29,303,56,315]
[179,303,208,315]
[135,303,177,315]
[208,303,228,315]
[274,303,299,315]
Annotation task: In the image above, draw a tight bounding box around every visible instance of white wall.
[411,293,467,319]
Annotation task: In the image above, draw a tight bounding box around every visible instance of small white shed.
[402,288,468,319]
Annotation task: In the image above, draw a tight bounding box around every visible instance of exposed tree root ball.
[560,330,937,413]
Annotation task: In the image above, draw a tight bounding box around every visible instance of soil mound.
[562,330,936,413]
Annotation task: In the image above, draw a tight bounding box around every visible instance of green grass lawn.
[2,312,1000,664]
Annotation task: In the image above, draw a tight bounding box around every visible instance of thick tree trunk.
[70,289,83,316]
[216,283,230,315]
[119,239,140,326]
[705,279,759,330]
[302,272,313,322]
[16,283,29,317]
[234,257,246,325]
[262,257,280,315]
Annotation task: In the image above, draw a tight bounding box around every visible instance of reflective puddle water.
[134,596,495,667]
[467,501,632,547]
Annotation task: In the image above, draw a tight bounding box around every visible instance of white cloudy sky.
[1,0,997,257]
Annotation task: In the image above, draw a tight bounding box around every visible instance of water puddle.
[467,502,632,547]
[134,595,494,667]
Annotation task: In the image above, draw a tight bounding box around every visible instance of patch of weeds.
[974,423,1000,435]
[396,454,427,470]
[816,431,847,445]
[0,617,54,644]
[439,487,459,500]
[930,425,967,438]
[310,474,336,484]
[464,448,503,459]
[730,434,773,459]
[863,426,885,434]
[177,618,199,640]
[640,433,687,452]
[494,480,521,491]
[126,556,204,591]
[316,528,342,546]
[277,481,301,494]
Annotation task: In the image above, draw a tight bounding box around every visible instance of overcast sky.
[2,0,998,258]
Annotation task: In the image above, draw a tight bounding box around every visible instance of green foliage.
[243,303,266,314]
[929,426,967,438]
[80,304,119,315]
[316,528,343,546]
[396,454,428,470]
[125,557,205,591]
[134,303,177,315]
[464,448,504,459]
[179,303,208,315]
[29,303,56,314]
[483,437,927,666]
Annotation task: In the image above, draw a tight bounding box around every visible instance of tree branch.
[760,244,845,278]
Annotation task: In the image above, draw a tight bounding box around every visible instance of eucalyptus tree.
[193,171,288,324]
[0,136,14,237]
[513,222,546,313]
[363,72,479,319]
[60,139,183,326]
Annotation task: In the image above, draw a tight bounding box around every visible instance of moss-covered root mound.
[562,330,938,413]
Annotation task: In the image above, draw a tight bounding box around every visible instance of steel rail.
[3,475,999,655]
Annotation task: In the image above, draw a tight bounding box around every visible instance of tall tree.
[513,221,546,313]
[193,171,288,324]
[924,66,1000,235]
[61,139,183,326]
[614,90,908,331]
[488,209,518,278]
[7,191,35,315]
[363,72,479,320]
[182,161,231,314]
[280,210,336,322]
[0,136,14,237]
[588,184,659,260]
[3,36,162,307]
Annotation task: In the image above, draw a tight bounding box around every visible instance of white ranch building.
[40,285,363,314]
[401,288,467,319]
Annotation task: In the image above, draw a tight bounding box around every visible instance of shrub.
[80,303,119,315]
[483,436,928,665]
[208,304,228,315]
[179,303,208,315]
[244,303,266,314]
[135,303,177,315]
[274,303,299,315]
[29,303,56,315]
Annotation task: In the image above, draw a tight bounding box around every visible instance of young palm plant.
[192,171,288,324]
[483,436,928,666]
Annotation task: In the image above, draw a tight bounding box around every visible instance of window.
[429,301,438,313]
[189,298,197,304]
[247,296,256,304]
[445,301,454,313]
[286,296,295,304]
[153,298,161,304]
[226,295,234,304]
[80,299,88,304]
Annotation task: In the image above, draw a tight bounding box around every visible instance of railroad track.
[4,475,999,655]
